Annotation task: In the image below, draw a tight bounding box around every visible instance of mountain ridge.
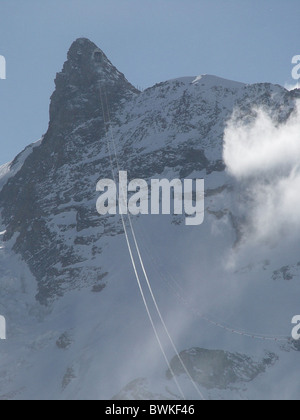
[0,40,298,304]
[0,38,300,400]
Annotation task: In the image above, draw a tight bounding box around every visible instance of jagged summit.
[65,37,125,84]
[68,37,100,56]
[49,38,139,130]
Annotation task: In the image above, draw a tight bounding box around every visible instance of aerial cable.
[101,89,205,400]
[99,86,187,400]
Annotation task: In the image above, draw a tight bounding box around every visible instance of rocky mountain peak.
[64,37,125,86]
[49,38,139,132]
[68,37,101,59]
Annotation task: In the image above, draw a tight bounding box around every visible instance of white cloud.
[223,100,300,244]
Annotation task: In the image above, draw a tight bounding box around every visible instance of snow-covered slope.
[0,38,300,400]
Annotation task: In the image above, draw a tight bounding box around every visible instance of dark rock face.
[112,378,171,400]
[49,38,138,133]
[0,38,299,305]
[167,347,278,390]
[56,331,73,350]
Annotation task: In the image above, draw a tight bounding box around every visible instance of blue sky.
[0,0,299,164]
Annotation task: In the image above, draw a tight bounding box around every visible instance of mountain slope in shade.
[0,38,300,400]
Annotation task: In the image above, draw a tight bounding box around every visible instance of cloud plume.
[223,100,300,244]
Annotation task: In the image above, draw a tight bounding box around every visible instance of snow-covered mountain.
[0,38,300,400]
